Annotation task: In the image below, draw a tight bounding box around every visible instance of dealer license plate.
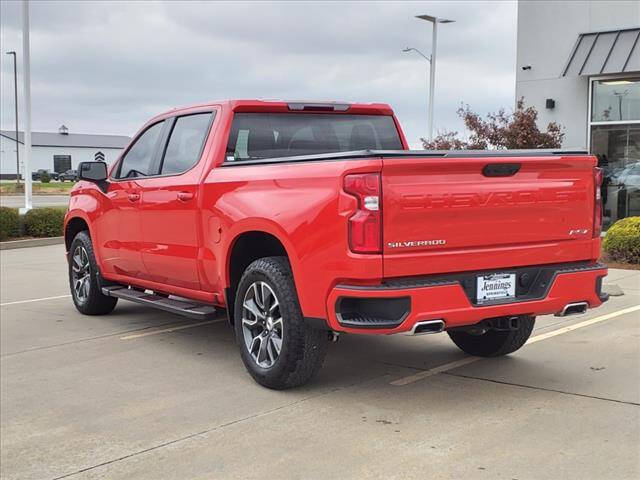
[476,273,516,303]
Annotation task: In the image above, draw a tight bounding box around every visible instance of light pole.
[20,0,33,212]
[613,90,629,122]
[406,14,455,142]
[5,51,19,183]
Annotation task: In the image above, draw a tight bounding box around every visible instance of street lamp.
[20,0,33,212]
[402,46,430,62]
[403,47,431,143]
[5,51,20,183]
[405,14,455,142]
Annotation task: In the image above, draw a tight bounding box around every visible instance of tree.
[422,98,564,150]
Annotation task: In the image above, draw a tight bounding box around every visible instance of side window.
[117,121,164,178]
[161,113,213,175]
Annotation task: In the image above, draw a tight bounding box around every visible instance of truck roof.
[160,100,395,117]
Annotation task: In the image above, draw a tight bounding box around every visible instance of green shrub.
[603,216,640,264]
[0,207,21,241]
[40,172,51,183]
[24,207,66,238]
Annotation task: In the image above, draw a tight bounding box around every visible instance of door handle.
[177,191,194,201]
[128,193,140,202]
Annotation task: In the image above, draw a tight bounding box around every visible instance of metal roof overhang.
[562,27,640,77]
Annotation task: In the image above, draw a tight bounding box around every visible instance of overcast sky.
[0,1,517,146]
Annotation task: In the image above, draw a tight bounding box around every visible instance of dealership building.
[516,0,639,227]
[0,126,129,179]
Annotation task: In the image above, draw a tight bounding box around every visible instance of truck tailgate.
[382,154,598,278]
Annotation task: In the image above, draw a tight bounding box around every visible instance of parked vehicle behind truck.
[64,100,608,389]
[32,169,59,181]
[59,169,78,182]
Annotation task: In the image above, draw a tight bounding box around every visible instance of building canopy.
[562,27,639,77]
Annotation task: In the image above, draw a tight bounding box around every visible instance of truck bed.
[221,148,598,279]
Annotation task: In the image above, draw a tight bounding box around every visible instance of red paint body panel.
[200,157,384,318]
[381,155,598,277]
[64,99,607,334]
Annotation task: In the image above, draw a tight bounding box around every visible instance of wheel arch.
[64,214,91,253]
[224,230,296,326]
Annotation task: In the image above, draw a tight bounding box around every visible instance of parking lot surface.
[0,195,69,208]
[1,245,639,480]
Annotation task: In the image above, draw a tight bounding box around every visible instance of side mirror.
[78,161,107,182]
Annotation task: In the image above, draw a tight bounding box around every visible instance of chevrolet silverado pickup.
[64,100,608,389]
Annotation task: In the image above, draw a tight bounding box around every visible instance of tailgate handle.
[482,163,521,177]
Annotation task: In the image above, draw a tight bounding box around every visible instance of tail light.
[593,167,603,237]
[343,173,381,253]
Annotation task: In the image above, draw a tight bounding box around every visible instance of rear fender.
[222,218,301,290]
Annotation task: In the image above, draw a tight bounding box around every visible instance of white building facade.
[516,0,639,227]
[0,127,129,179]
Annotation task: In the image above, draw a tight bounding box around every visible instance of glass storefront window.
[591,123,640,228]
[591,78,640,122]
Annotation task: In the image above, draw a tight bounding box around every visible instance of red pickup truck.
[64,100,608,389]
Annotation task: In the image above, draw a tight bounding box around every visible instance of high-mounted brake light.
[287,102,350,112]
[343,173,382,253]
[593,167,603,238]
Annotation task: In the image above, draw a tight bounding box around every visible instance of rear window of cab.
[225,113,402,162]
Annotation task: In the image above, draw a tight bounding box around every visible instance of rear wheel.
[234,256,328,389]
[68,231,118,315]
[447,316,535,357]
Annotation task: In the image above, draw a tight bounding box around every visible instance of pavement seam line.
[390,304,640,386]
[444,372,640,406]
[48,373,390,480]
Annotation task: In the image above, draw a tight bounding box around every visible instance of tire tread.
[235,256,327,389]
[69,231,118,315]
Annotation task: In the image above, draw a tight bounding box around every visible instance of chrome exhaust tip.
[410,319,445,335]
[556,302,588,317]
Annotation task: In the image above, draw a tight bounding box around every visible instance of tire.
[68,230,118,315]
[234,256,328,389]
[447,316,535,357]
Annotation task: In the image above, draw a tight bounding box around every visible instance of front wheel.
[68,231,118,315]
[234,256,328,389]
[447,316,535,357]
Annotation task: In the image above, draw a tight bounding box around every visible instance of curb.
[0,237,64,250]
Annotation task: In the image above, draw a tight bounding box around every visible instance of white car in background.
[611,163,640,187]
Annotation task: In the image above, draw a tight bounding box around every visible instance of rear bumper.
[325,262,608,334]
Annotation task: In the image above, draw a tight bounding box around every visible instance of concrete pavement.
[1,244,639,479]
[0,195,69,208]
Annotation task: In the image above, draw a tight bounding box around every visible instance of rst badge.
[387,239,446,248]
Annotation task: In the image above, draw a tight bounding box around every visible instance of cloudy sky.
[0,1,517,146]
